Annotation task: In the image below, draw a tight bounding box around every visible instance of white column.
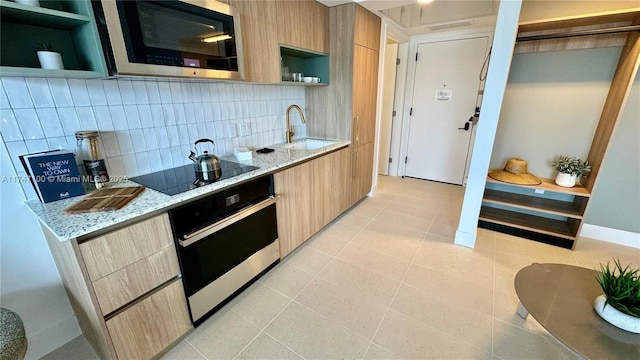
[454,0,523,248]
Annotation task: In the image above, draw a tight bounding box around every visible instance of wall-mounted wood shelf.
[486,176,590,197]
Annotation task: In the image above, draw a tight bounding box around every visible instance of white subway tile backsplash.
[103,81,123,105]
[123,105,142,129]
[94,106,114,131]
[37,108,65,138]
[25,138,49,153]
[129,129,147,153]
[0,82,10,109]
[26,78,55,108]
[157,82,172,104]
[1,110,23,141]
[4,140,28,167]
[174,103,187,125]
[107,156,125,177]
[145,81,161,104]
[101,132,121,157]
[118,80,136,105]
[122,153,139,175]
[57,107,81,134]
[76,107,98,131]
[134,152,151,174]
[3,77,305,194]
[148,150,162,172]
[137,105,153,128]
[86,79,108,106]
[159,148,173,169]
[116,132,135,155]
[3,78,33,109]
[167,126,180,147]
[109,106,128,131]
[14,108,44,139]
[68,79,92,106]
[169,82,182,103]
[132,81,149,104]
[150,104,164,127]
[47,79,74,107]
[183,103,195,124]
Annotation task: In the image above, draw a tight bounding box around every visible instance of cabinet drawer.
[80,214,173,280]
[106,279,191,360]
[93,246,180,315]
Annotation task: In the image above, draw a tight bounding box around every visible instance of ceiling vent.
[427,20,474,31]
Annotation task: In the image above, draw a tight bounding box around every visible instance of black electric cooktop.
[129,160,259,196]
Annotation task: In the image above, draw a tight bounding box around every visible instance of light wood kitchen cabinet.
[274,160,313,257]
[352,44,379,148]
[354,4,381,51]
[106,279,191,360]
[350,144,374,206]
[306,4,380,207]
[275,148,350,258]
[42,214,191,360]
[311,148,351,232]
[276,0,329,54]
[229,0,329,83]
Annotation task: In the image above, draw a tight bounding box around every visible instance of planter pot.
[594,294,640,333]
[555,172,577,187]
[15,0,40,6]
[37,51,64,70]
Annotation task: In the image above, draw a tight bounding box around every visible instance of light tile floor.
[42,176,640,360]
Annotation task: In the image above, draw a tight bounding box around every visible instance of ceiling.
[316,0,499,36]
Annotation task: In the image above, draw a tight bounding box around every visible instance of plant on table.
[595,258,640,318]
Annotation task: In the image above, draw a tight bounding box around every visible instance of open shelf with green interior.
[0,0,107,78]
[280,45,329,85]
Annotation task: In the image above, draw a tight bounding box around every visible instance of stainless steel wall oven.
[169,175,279,325]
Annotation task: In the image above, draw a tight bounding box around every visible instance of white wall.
[0,77,306,357]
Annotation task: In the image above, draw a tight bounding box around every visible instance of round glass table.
[515,263,640,359]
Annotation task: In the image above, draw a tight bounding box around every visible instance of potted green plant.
[594,258,640,333]
[36,42,64,70]
[551,155,591,187]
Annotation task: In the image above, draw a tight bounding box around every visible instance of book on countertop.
[19,150,85,203]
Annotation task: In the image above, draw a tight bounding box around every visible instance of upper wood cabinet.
[277,0,329,54]
[229,0,329,83]
[354,4,381,51]
[229,0,280,83]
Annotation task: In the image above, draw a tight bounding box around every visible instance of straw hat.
[488,158,541,185]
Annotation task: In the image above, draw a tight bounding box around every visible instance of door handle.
[458,122,470,131]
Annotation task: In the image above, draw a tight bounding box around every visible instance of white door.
[378,42,399,175]
[405,37,488,185]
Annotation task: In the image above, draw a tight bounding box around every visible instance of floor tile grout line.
[183,337,213,360]
[361,223,428,360]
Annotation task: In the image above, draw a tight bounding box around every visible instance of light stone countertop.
[26,139,350,242]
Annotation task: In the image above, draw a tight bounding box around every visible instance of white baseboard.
[580,224,640,249]
[25,315,81,359]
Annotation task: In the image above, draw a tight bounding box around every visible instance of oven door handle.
[179,195,279,247]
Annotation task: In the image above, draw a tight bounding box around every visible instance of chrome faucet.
[285,104,306,144]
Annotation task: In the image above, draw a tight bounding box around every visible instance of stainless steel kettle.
[189,139,221,182]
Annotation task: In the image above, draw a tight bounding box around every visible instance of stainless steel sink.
[283,139,336,151]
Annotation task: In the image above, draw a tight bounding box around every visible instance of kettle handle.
[194,138,215,153]
[194,138,215,147]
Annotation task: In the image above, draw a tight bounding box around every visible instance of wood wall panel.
[79,215,173,281]
[106,280,191,360]
[92,246,180,315]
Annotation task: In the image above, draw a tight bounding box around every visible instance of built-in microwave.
[93,0,244,80]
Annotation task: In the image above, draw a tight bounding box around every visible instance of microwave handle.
[179,195,279,247]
